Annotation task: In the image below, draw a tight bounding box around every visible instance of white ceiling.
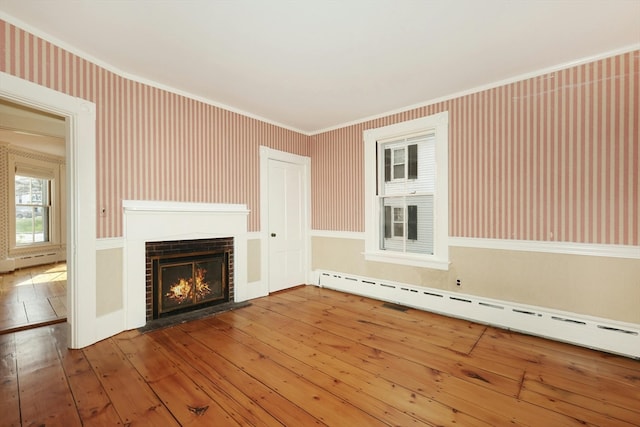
[0,0,638,134]
[0,99,65,157]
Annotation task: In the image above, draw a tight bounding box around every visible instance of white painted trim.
[94,309,126,344]
[311,230,365,240]
[309,44,640,135]
[259,146,312,295]
[247,231,262,240]
[315,270,640,359]
[363,112,449,270]
[122,200,249,214]
[244,280,267,301]
[450,237,640,260]
[96,237,125,251]
[311,233,640,260]
[122,202,249,329]
[0,72,96,349]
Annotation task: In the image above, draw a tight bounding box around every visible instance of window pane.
[378,132,438,255]
[381,197,404,251]
[393,207,403,222]
[381,195,433,254]
[15,175,50,245]
[392,148,405,179]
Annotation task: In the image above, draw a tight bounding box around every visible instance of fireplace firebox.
[146,237,234,320]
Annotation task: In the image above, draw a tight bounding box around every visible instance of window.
[8,153,63,254]
[15,175,50,244]
[364,112,449,270]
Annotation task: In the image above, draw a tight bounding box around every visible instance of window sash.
[380,195,433,255]
[363,111,449,270]
[15,175,51,245]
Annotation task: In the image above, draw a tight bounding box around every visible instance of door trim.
[0,71,97,349]
[259,146,311,296]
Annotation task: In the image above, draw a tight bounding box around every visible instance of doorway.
[0,71,97,349]
[260,147,310,295]
[0,99,67,333]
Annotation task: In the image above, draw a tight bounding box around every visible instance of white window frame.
[8,154,63,255]
[364,112,449,270]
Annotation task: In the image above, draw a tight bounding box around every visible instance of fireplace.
[145,237,234,320]
[122,201,249,331]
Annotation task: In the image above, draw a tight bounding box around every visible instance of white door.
[268,159,306,293]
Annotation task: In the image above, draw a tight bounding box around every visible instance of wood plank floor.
[1,285,638,426]
[0,263,67,334]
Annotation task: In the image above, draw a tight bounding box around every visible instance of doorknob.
[271,233,276,237]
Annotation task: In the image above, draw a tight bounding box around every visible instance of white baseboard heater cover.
[316,270,640,359]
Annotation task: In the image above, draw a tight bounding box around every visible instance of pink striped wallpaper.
[312,51,639,246]
[0,20,309,237]
[1,20,638,246]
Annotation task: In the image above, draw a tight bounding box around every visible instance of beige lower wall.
[312,236,640,324]
[247,238,261,283]
[96,247,123,317]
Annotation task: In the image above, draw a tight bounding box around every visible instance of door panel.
[268,159,305,292]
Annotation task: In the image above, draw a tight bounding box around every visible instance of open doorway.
[1,71,97,349]
[0,98,67,333]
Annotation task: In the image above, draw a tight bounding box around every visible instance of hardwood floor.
[1,285,638,426]
[0,263,66,334]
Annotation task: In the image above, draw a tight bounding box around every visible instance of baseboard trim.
[94,309,126,345]
[314,269,640,359]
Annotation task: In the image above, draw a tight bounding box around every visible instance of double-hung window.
[9,153,62,254]
[15,175,51,244]
[364,112,449,270]
[380,135,434,254]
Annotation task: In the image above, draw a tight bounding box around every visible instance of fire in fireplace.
[146,238,234,319]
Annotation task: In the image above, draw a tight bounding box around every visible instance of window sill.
[363,250,450,270]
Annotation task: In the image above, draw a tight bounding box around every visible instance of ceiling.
[0,99,65,157]
[0,0,638,134]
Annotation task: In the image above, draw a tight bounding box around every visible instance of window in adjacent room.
[8,154,62,255]
[364,112,449,270]
[15,174,50,244]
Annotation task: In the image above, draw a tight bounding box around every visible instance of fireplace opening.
[146,237,234,320]
[154,251,228,318]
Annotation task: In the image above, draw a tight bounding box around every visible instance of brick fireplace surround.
[145,237,234,320]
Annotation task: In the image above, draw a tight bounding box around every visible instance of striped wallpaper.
[0,20,310,237]
[1,20,638,245]
[311,51,639,246]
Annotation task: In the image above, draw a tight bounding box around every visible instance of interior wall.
[312,236,640,324]
[247,237,261,283]
[0,20,311,238]
[311,51,638,246]
[310,50,639,326]
[96,247,123,316]
[0,143,66,271]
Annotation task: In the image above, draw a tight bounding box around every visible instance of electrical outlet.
[456,279,461,286]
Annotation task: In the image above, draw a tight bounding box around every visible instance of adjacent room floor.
[0,262,66,334]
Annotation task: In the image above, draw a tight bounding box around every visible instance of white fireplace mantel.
[122,201,249,329]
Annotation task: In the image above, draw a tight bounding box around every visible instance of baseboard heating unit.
[315,270,639,359]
